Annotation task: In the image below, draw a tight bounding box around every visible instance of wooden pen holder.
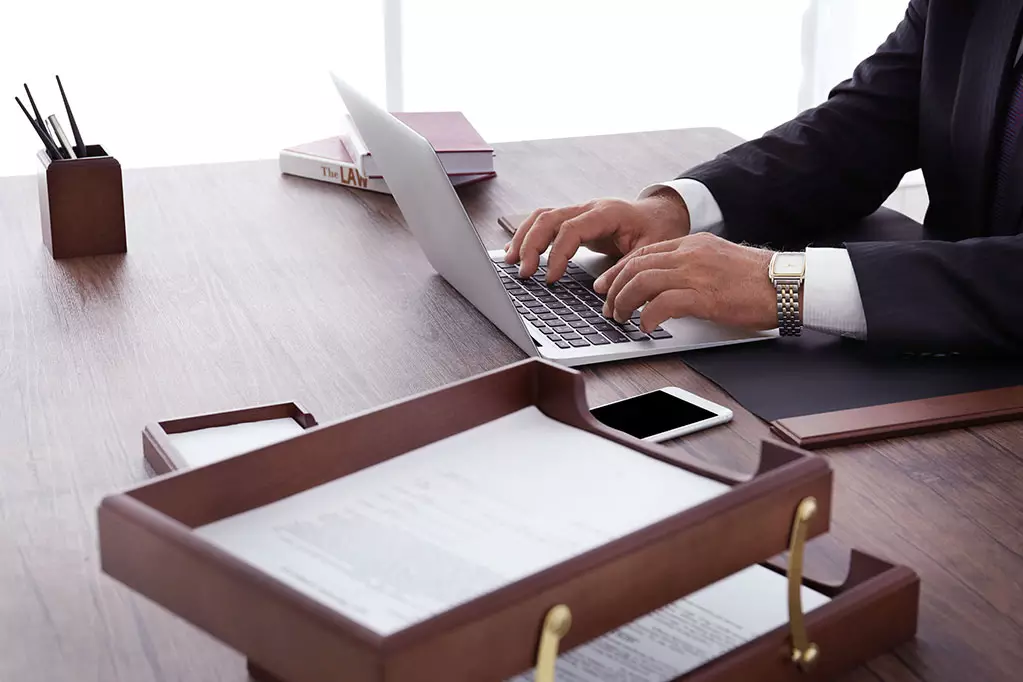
[37,145,127,259]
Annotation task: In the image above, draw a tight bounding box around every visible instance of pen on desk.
[47,115,77,159]
[15,97,63,161]
[55,75,86,158]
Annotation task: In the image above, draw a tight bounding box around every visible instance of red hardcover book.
[344,112,496,178]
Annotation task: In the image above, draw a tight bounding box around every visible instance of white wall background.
[0,1,914,178]
[0,1,386,176]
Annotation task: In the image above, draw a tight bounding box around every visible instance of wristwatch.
[769,252,806,336]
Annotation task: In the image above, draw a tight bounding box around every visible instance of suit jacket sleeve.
[847,236,1023,355]
[682,0,927,246]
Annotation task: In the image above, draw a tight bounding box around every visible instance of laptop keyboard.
[490,254,673,349]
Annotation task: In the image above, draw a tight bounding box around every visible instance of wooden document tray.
[98,359,918,682]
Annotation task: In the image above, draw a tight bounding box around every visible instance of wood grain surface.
[0,127,1020,681]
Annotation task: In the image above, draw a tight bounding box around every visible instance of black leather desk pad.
[682,330,1023,422]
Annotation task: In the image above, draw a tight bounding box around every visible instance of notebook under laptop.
[331,74,772,367]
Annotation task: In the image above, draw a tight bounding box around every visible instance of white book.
[279,136,495,194]
[279,136,390,193]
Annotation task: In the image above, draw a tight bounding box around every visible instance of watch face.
[774,253,805,277]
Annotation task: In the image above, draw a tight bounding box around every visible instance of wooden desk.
[0,128,1020,682]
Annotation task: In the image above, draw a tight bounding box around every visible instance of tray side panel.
[159,402,304,435]
[679,566,920,682]
[142,425,183,474]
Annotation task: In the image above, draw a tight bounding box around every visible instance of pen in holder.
[37,145,126,259]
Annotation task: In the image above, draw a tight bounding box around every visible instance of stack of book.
[279,112,496,194]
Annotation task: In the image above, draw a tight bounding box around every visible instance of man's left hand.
[592,232,783,333]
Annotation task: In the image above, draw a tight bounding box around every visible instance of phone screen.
[590,390,717,439]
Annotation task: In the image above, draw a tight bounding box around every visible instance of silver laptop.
[331,74,772,367]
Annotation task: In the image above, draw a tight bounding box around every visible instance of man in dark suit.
[504,0,1023,355]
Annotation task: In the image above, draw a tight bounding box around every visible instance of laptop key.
[562,332,582,341]
[583,333,610,346]
[567,319,590,329]
[551,325,572,334]
[604,329,629,343]
[568,338,590,347]
[626,332,649,341]
[555,340,570,349]
[648,329,673,339]
[572,275,596,288]
[538,312,558,321]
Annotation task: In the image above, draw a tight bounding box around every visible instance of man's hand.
[504,191,691,282]
[593,232,782,333]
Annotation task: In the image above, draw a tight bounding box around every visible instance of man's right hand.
[503,190,692,283]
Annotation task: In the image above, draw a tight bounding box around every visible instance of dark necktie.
[991,58,1023,230]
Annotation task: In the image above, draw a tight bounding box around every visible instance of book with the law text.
[279,136,495,194]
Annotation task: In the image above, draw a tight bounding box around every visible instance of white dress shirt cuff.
[803,248,868,339]
[638,179,868,339]
[638,178,723,233]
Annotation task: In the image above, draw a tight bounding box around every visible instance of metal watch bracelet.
[775,280,801,336]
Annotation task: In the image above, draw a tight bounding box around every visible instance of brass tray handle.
[788,496,820,670]
[535,604,572,682]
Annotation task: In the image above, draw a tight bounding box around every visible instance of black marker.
[55,75,86,157]
[23,83,44,127]
[15,96,63,161]
[22,84,64,158]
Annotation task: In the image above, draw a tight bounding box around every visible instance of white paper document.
[169,417,306,468]
[196,407,731,635]
[508,565,830,682]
